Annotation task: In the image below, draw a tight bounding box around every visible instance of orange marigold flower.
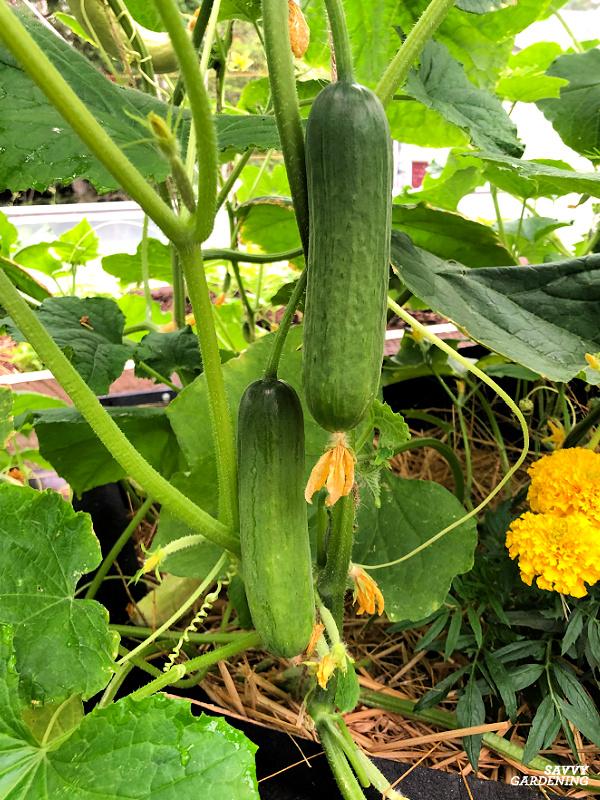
[506,511,600,598]
[288,0,310,58]
[527,448,600,523]
[349,565,384,616]
[305,433,355,507]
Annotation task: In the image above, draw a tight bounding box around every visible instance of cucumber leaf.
[538,49,600,160]
[0,484,118,702]
[353,473,477,621]
[391,231,600,383]
[3,297,130,395]
[0,625,258,799]
[24,406,183,496]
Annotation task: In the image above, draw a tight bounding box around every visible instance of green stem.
[140,215,153,323]
[229,257,256,332]
[563,402,600,448]
[180,630,260,674]
[130,664,187,701]
[376,0,456,107]
[323,0,354,82]
[123,322,158,335]
[110,624,251,644]
[491,186,509,250]
[455,397,473,509]
[135,359,180,391]
[261,0,310,251]
[0,267,238,554]
[554,11,583,53]
[204,246,304,264]
[117,553,228,665]
[172,0,215,106]
[171,247,187,329]
[263,269,306,379]
[98,661,134,707]
[472,385,511,492]
[216,149,254,210]
[317,721,366,800]
[179,244,238,530]
[323,719,370,788]
[0,3,184,245]
[359,690,558,775]
[393,438,464,503]
[318,492,355,630]
[85,496,154,600]
[154,0,218,242]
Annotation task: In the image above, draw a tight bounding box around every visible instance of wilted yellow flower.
[288,0,310,58]
[305,433,355,507]
[542,418,565,448]
[160,313,196,333]
[305,623,326,657]
[349,565,384,616]
[527,448,600,523]
[506,512,600,598]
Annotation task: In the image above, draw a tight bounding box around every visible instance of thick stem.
[179,244,238,530]
[318,493,355,630]
[324,0,354,82]
[203,246,303,264]
[0,2,184,245]
[85,496,154,600]
[0,268,238,554]
[317,721,366,800]
[261,0,309,251]
[171,247,187,329]
[263,269,306,379]
[375,0,456,107]
[154,0,218,242]
[172,0,215,106]
[110,624,251,644]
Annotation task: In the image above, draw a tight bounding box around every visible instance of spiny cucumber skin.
[237,379,315,658]
[303,81,392,432]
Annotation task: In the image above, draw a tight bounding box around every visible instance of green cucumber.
[237,378,315,657]
[303,81,392,432]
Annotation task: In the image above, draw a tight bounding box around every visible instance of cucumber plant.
[4,0,598,797]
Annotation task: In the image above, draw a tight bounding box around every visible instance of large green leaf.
[238,197,301,253]
[387,100,469,149]
[397,150,486,211]
[25,406,183,496]
[353,474,477,621]
[473,152,600,199]
[404,41,523,157]
[391,231,600,383]
[456,0,510,11]
[538,49,600,160]
[496,42,567,103]
[0,259,52,303]
[392,205,513,267]
[167,326,328,475]
[134,327,202,379]
[102,238,172,285]
[121,0,164,31]
[219,0,262,21]
[4,297,130,395]
[0,14,281,191]
[0,485,118,702]
[0,626,258,800]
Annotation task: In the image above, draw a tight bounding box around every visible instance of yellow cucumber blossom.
[307,642,351,690]
[349,565,385,616]
[542,418,565,448]
[141,547,165,578]
[305,433,356,507]
[506,512,600,598]
[585,352,600,371]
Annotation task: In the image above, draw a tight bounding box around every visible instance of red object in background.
[411,161,429,188]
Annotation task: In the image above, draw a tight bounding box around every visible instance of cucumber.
[303,81,392,432]
[237,378,315,657]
